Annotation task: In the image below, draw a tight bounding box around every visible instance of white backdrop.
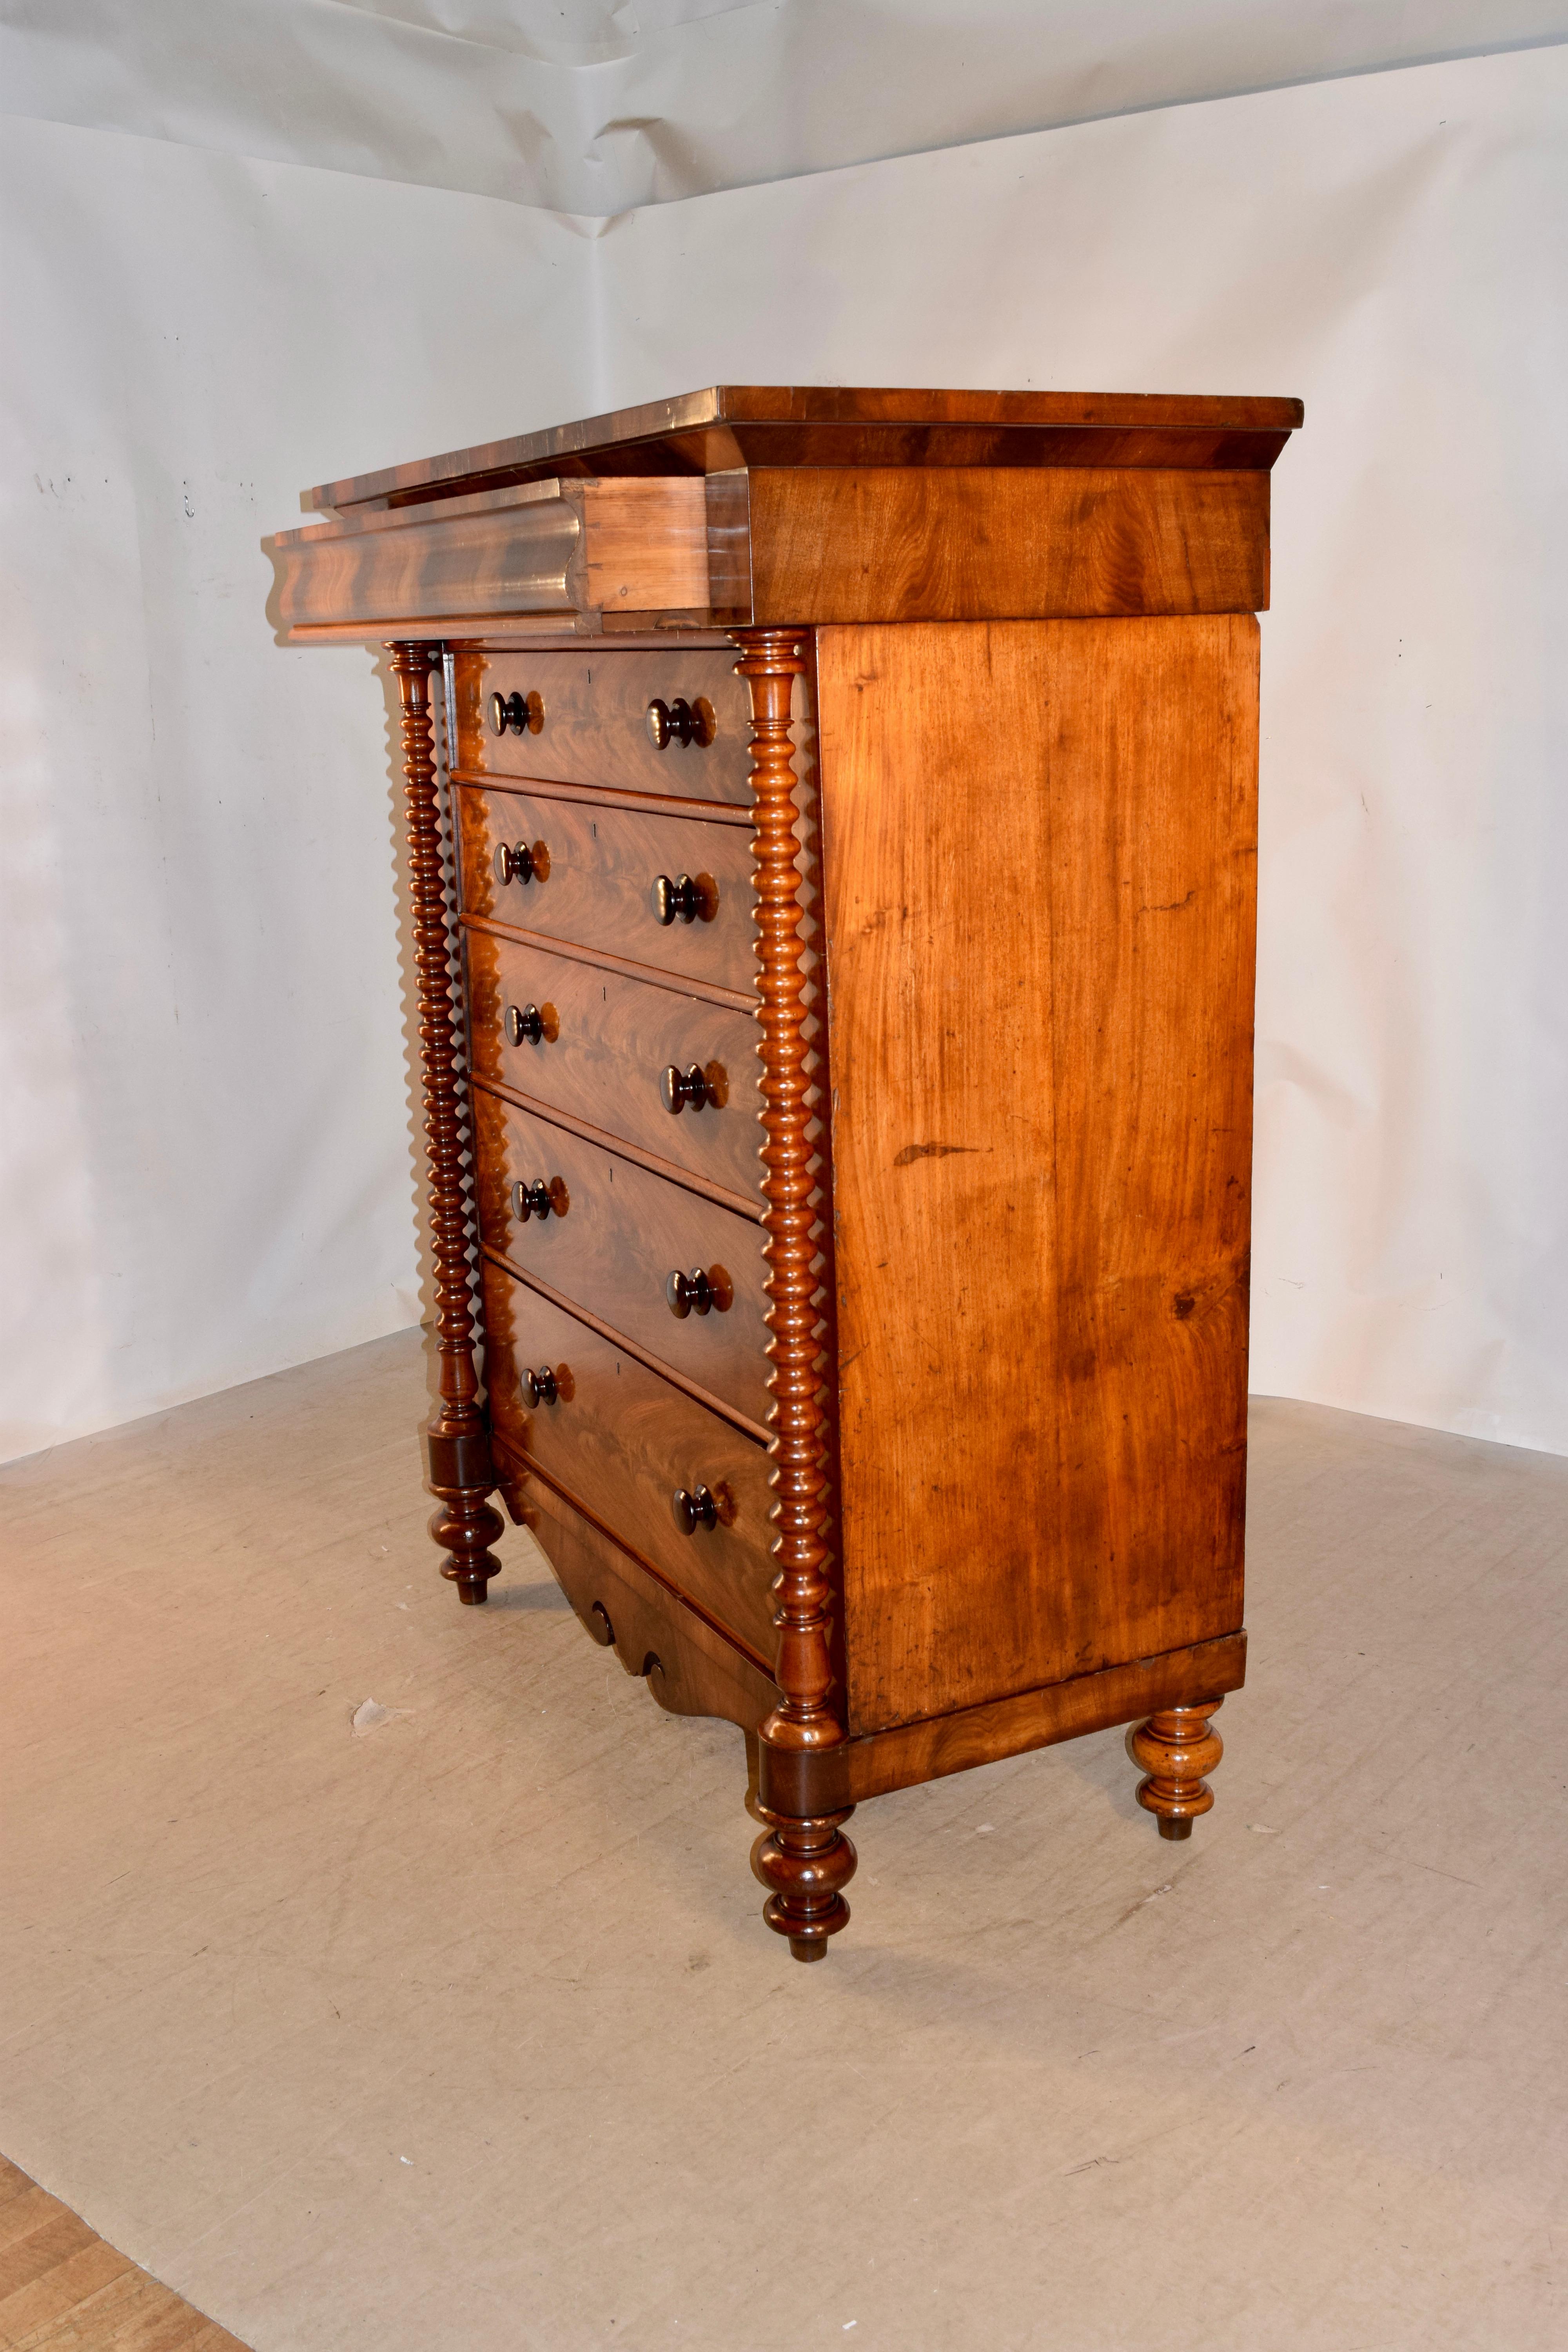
[0,121,592,1459]
[3,24,1566,1459]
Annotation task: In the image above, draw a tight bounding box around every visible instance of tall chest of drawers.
[265,387,1301,1960]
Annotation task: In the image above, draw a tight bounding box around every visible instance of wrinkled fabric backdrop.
[2,3,1566,1460]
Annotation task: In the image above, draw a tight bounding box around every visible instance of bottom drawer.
[483,1259,777,1663]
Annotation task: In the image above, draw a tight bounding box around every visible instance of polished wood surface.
[454,645,757,802]
[273,488,579,631]
[749,466,1269,623]
[1131,1700,1226,1839]
[457,783,759,994]
[485,1263,776,1659]
[514,1472,777,1732]
[273,455,1271,637]
[733,628,855,1961]
[761,1634,1247,1817]
[818,616,1256,1733]
[309,385,1303,514]
[465,929,766,1202]
[392,644,504,1604]
[472,1088,772,1424]
[274,386,1299,1960]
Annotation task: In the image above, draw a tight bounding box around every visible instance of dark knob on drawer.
[511,1178,561,1222]
[505,1002,545,1047]
[660,1063,710,1114]
[666,1265,731,1319]
[522,1365,558,1408]
[646,696,714,750]
[489,689,542,736]
[495,840,543,888]
[672,1484,719,1535]
[650,871,713,926]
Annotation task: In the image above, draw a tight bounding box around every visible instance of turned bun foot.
[751,1805,857,1961]
[1131,1700,1223,1835]
[431,1492,505,1604]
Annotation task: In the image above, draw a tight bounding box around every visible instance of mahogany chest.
[265,387,1301,1959]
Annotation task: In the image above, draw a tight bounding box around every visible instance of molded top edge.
[308,385,1305,513]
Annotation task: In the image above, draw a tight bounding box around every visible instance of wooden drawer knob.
[505,1002,545,1047]
[521,1364,559,1408]
[511,1177,567,1221]
[660,1063,708,1114]
[671,1484,719,1534]
[646,696,715,750]
[650,870,715,925]
[494,840,545,887]
[489,688,543,736]
[666,1265,731,1319]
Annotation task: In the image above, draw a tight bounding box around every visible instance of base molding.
[499,1454,1244,1830]
[761,1635,1246,1818]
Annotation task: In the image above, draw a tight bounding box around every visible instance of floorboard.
[0,2161,247,2351]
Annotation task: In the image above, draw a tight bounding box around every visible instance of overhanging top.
[309,385,1305,515]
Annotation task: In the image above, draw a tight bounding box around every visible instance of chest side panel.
[820,616,1258,1733]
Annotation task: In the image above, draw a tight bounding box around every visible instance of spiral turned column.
[1131,1700,1225,1838]
[733,626,855,1961]
[391,642,504,1604]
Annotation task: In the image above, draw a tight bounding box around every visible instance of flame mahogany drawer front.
[457,783,758,996]
[465,931,764,1206]
[453,648,758,806]
[483,1261,776,1661]
[473,1090,772,1428]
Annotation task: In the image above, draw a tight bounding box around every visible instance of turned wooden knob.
[510,1178,565,1222]
[521,1364,558,1408]
[660,1063,709,1114]
[489,688,543,736]
[666,1265,731,1319]
[504,1002,545,1046]
[672,1484,719,1534]
[494,840,541,887]
[650,871,715,925]
[646,696,714,750]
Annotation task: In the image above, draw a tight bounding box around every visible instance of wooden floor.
[0,2162,247,2351]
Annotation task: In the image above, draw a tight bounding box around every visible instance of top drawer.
[453,649,757,806]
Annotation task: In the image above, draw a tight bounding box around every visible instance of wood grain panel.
[818,617,1258,1733]
[269,488,579,629]
[513,1469,778,1722]
[483,1263,776,1659]
[453,646,757,801]
[581,476,710,611]
[457,784,758,993]
[760,1632,1247,1814]
[465,931,765,1204]
[473,1091,771,1425]
[309,384,1302,513]
[749,468,1269,624]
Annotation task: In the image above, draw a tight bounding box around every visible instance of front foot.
[424,1423,504,1603]
[1131,1700,1224,1838]
[430,1491,505,1602]
[751,1804,857,1961]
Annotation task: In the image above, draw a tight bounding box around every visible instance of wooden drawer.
[466,932,764,1206]
[453,648,757,805]
[457,784,757,996]
[483,1262,777,1662]
[474,1091,771,1427]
